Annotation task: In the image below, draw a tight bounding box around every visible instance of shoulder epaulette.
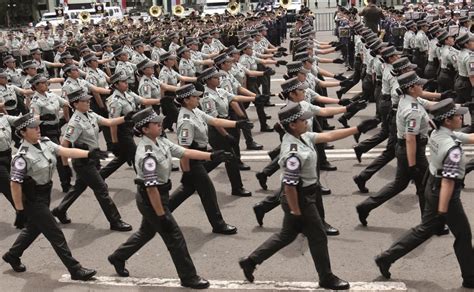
[40,137,51,142]
[289,143,298,152]
[144,145,153,154]
[17,146,28,155]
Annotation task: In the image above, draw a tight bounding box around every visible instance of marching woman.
[375,99,474,289]
[108,107,232,289]
[239,102,378,290]
[2,112,101,281]
[170,84,252,234]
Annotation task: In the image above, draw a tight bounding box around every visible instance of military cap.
[429,98,468,121]
[132,39,144,47]
[110,71,128,84]
[149,36,162,44]
[200,32,211,39]
[0,68,8,78]
[280,77,308,94]
[380,45,401,58]
[184,38,199,46]
[256,24,268,31]
[113,47,127,57]
[137,59,154,71]
[455,33,473,46]
[397,71,427,89]
[13,113,40,131]
[63,64,79,73]
[239,35,251,43]
[294,51,314,63]
[80,47,91,55]
[3,55,15,64]
[428,25,442,36]
[168,32,179,40]
[364,34,379,44]
[278,101,312,125]
[30,48,42,55]
[198,67,225,82]
[83,53,98,63]
[101,41,112,48]
[225,45,239,55]
[437,30,450,43]
[214,53,232,65]
[53,41,65,49]
[361,30,375,38]
[176,46,190,56]
[369,39,388,51]
[22,60,37,70]
[28,74,48,85]
[237,42,250,51]
[60,51,74,61]
[132,107,164,129]
[459,16,470,23]
[353,22,364,31]
[160,52,176,62]
[175,84,203,101]
[405,20,416,28]
[119,34,131,41]
[210,28,220,34]
[392,57,417,74]
[286,61,309,74]
[249,29,259,37]
[67,89,92,103]
[417,19,428,27]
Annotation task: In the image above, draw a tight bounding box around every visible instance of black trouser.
[7,108,23,148]
[110,183,198,282]
[358,139,428,215]
[40,124,71,189]
[7,183,81,272]
[246,76,269,130]
[257,63,271,96]
[438,68,455,92]
[358,110,397,181]
[412,50,427,78]
[248,184,333,282]
[161,95,179,131]
[374,80,382,117]
[100,128,137,179]
[379,175,474,283]
[261,156,280,178]
[454,76,471,104]
[0,150,14,207]
[237,102,257,147]
[424,60,439,92]
[90,94,113,151]
[169,158,226,229]
[338,57,363,95]
[208,125,244,191]
[55,158,121,224]
[361,72,375,103]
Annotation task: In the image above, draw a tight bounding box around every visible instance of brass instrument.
[149,5,162,18]
[172,5,185,17]
[226,1,240,15]
[280,0,290,9]
[79,11,91,24]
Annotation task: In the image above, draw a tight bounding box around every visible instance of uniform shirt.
[239,54,259,71]
[201,43,218,55]
[190,50,207,73]
[211,38,226,52]
[279,132,319,187]
[123,45,134,58]
[403,30,416,50]
[6,68,22,87]
[30,91,67,125]
[428,126,470,181]
[414,30,429,52]
[299,100,320,131]
[310,63,320,79]
[130,51,149,64]
[151,47,167,62]
[457,49,472,77]
[305,71,319,91]
[85,67,108,88]
[41,37,55,51]
[381,63,396,95]
[10,137,59,185]
[0,114,18,151]
[20,75,33,90]
[62,77,93,96]
[373,57,384,80]
[364,48,375,73]
[25,40,39,51]
[138,75,161,100]
[107,90,142,117]
[440,45,459,70]
[252,41,266,55]
[391,79,402,106]
[230,62,246,86]
[179,58,196,78]
[0,84,22,111]
[177,107,213,148]
[396,95,431,139]
[158,66,181,86]
[427,38,441,62]
[220,70,240,94]
[168,42,180,55]
[200,86,235,118]
[115,60,136,84]
[102,51,116,69]
[7,38,21,53]
[64,110,104,149]
[135,135,185,186]
[354,35,364,56]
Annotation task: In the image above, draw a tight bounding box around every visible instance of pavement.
[1,31,473,292]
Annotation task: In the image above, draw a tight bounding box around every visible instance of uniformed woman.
[108,107,231,289]
[424,26,443,87]
[238,102,378,290]
[51,88,132,232]
[2,112,101,281]
[375,99,474,289]
[113,48,137,92]
[454,33,473,105]
[0,102,18,209]
[170,84,252,234]
[29,74,72,193]
[356,72,441,228]
[437,30,459,93]
[100,72,161,179]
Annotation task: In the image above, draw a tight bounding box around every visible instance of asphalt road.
[1,31,473,292]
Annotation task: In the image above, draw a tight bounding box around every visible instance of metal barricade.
[313,12,336,32]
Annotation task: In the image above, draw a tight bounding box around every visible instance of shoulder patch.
[448,147,461,163]
[143,156,157,172]
[285,156,300,170]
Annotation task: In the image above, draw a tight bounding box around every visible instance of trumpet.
[172,5,185,17]
[226,1,240,15]
[149,5,162,18]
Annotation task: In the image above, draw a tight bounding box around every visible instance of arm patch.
[441,146,462,179]
[282,155,301,186]
[10,156,27,183]
[142,155,160,187]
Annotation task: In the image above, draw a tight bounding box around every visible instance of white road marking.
[59,275,407,291]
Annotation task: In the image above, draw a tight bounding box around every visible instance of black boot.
[353,175,368,193]
[319,274,350,290]
[181,276,210,289]
[52,207,72,224]
[70,267,97,281]
[374,255,392,279]
[256,172,268,190]
[239,257,256,282]
[108,255,129,277]
[110,220,133,232]
[253,203,265,226]
[2,253,26,272]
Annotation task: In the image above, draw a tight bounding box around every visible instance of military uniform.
[115,60,137,91]
[0,113,17,207]
[424,38,441,81]
[138,75,162,101]
[5,67,22,87]
[454,47,472,104]
[179,58,196,78]
[438,44,459,92]
[168,42,180,55]
[0,84,22,114]
[403,29,416,61]
[130,51,149,65]
[376,100,474,288]
[413,30,429,77]
[62,77,93,97]
[102,51,116,74]
[151,47,167,62]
